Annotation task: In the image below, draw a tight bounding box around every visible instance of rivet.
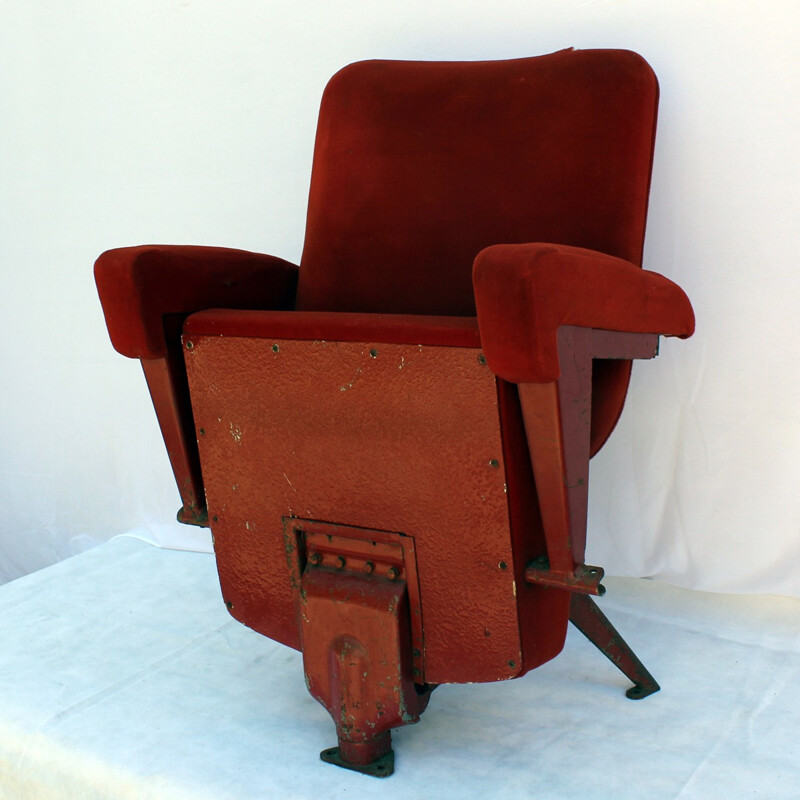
[369,348,378,358]
[477,353,487,365]
[308,552,322,566]
[185,340,194,350]
[225,600,234,609]
[198,428,205,436]
[489,459,500,469]
[364,560,375,574]
[498,561,508,570]
[413,648,421,658]
[335,556,346,569]
[508,660,516,669]
[413,668,421,678]
[386,566,400,580]
[212,514,218,523]
[272,343,279,353]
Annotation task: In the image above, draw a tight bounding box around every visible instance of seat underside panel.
[184,335,522,684]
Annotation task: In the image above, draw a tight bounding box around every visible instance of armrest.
[95,245,299,359]
[473,243,694,383]
[94,245,299,527]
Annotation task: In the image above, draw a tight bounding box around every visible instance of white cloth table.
[0,536,798,799]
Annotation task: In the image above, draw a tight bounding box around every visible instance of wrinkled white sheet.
[1,537,798,800]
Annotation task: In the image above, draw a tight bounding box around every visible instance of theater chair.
[95,49,694,777]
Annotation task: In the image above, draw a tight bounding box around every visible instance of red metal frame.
[141,354,207,526]
[521,327,658,595]
[569,593,660,699]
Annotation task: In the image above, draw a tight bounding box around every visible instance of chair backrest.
[296,49,659,317]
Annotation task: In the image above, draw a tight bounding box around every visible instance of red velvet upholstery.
[297,49,658,316]
[184,309,480,348]
[474,243,695,384]
[94,245,298,359]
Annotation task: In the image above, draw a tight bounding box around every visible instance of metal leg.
[301,566,427,777]
[569,593,660,699]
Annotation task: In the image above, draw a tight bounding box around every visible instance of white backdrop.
[1,1,798,594]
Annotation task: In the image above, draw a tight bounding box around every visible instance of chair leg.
[300,567,428,777]
[569,593,660,700]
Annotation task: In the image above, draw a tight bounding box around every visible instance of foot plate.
[320,746,395,778]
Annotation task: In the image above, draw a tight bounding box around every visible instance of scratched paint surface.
[184,336,521,684]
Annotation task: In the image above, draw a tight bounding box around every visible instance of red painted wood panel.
[185,336,521,683]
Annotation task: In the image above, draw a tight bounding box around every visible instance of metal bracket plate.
[320,746,395,778]
[524,557,606,596]
[284,518,425,680]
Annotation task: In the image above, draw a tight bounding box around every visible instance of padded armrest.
[95,245,299,359]
[473,243,694,383]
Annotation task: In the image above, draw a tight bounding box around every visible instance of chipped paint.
[339,367,363,392]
